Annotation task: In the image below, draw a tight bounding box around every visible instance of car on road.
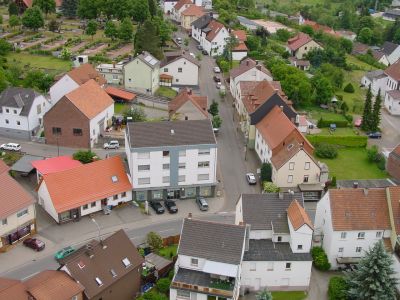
[23,238,45,251]
[354,118,362,127]
[196,196,209,211]
[55,246,75,260]
[197,45,203,50]
[164,200,178,214]
[213,76,221,82]
[246,173,257,185]
[149,201,165,214]
[103,140,120,149]
[213,67,221,73]
[0,143,21,152]
[176,37,182,44]
[367,132,382,139]
[202,49,208,55]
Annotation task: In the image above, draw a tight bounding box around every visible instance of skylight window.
[122,257,131,268]
[110,269,117,278]
[95,277,103,286]
[111,175,118,183]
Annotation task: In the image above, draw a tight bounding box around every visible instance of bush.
[315,144,338,159]
[311,247,331,271]
[260,163,272,182]
[73,150,97,164]
[307,135,367,148]
[367,145,379,162]
[147,231,163,252]
[377,155,386,171]
[328,276,348,300]
[317,118,348,128]
[343,83,355,93]
[262,182,280,193]
[156,278,171,294]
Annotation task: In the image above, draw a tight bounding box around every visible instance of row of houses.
[353,41,400,67]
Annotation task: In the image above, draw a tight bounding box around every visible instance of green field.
[315,128,360,136]
[155,87,177,99]
[318,148,387,180]
[271,291,307,300]
[300,106,348,123]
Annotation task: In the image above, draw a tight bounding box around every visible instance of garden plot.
[0,32,12,38]
[83,43,107,56]
[70,41,87,53]
[107,44,133,59]
[18,37,50,50]
[41,39,67,51]
[7,34,26,43]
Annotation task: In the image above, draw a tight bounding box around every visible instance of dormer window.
[287,144,294,150]
[13,110,17,114]
[110,269,117,277]
[111,175,118,183]
[191,258,198,267]
[122,257,131,268]
[5,108,9,113]
[95,277,103,286]
[78,261,85,269]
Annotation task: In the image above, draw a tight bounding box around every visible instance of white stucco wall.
[49,75,80,105]
[89,104,114,147]
[388,46,400,65]
[255,128,272,163]
[0,204,35,239]
[288,222,313,253]
[385,93,400,115]
[38,181,59,222]
[161,58,199,86]
[232,51,248,61]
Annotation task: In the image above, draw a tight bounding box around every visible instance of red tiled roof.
[287,199,313,230]
[168,89,208,117]
[174,0,192,10]
[242,80,285,114]
[233,42,248,52]
[41,156,131,213]
[66,63,106,86]
[160,73,173,79]
[287,32,313,51]
[230,58,271,79]
[0,278,26,300]
[22,0,32,7]
[304,19,337,36]
[385,60,400,82]
[352,42,369,55]
[388,186,400,233]
[392,144,400,156]
[105,86,136,101]
[205,19,225,42]
[232,30,247,42]
[271,139,317,170]
[181,4,204,17]
[31,156,82,175]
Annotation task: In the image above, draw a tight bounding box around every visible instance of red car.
[23,238,45,251]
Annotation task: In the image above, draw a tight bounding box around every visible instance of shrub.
[73,150,97,164]
[307,135,367,148]
[147,231,163,252]
[328,276,348,300]
[260,163,272,182]
[311,247,331,271]
[367,145,379,162]
[331,175,337,187]
[343,83,355,93]
[262,182,280,193]
[156,278,171,294]
[377,155,386,171]
[315,144,338,159]
[317,118,348,128]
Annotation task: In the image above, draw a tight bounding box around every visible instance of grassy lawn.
[114,103,129,114]
[300,106,348,123]
[0,152,22,166]
[336,70,368,115]
[318,148,388,180]
[155,87,177,99]
[315,128,360,136]
[271,291,307,300]
[158,244,178,259]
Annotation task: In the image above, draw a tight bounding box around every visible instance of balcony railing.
[171,281,234,298]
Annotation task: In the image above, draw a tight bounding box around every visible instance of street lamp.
[91,218,101,242]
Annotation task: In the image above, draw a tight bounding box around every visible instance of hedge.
[328,276,348,300]
[317,118,348,128]
[311,246,331,271]
[307,135,367,148]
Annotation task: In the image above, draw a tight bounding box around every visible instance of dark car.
[213,76,221,82]
[164,200,178,213]
[202,49,208,55]
[23,238,45,251]
[197,45,203,50]
[149,201,165,214]
[368,132,382,139]
[196,196,209,211]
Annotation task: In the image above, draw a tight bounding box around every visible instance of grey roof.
[240,193,304,232]
[126,120,216,149]
[381,41,399,56]
[192,14,212,29]
[243,240,312,261]
[178,218,246,265]
[365,69,386,80]
[384,9,400,16]
[145,253,173,271]
[337,179,397,189]
[160,51,201,68]
[237,16,258,27]
[135,51,160,69]
[11,155,44,173]
[0,87,40,117]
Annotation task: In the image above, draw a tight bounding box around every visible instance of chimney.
[170,129,175,135]
[188,89,192,95]
[278,192,284,199]
[255,60,259,65]
[188,212,192,219]
[363,188,368,196]
[246,60,249,66]
[85,243,94,258]
[256,65,261,71]
[279,105,284,111]
[353,182,358,189]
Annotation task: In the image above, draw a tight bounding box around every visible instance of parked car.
[197,45,203,50]
[213,67,221,73]
[0,143,21,151]
[103,140,120,149]
[164,200,178,213]
[196,196,209,211]
[213,76,221,82]
[55,246,75,260]
[246,173,257,185]
[354,118,362,127]
[368,132,382,139]
[202,49,208,55]
[216,82,222,89]
[23,238,45,251]
[149,201,165,214]
[189,52,195,58]
[176,37,182,44]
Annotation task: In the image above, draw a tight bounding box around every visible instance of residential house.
[191,15,229,56]
[388,144,400,181]
[235,193,313,291]
[44,79,114,148]
[384,60,400,115]
[232,30,248,61]
[37,156,132,224]
[0,160,36,252]
[170,217,246,300]
[288,12,305,25]
[0,277,28,300]
[289,57,310,71]
[125,119,217,201]
[361,69,388,96]
[123,51,160,94]
[59,229,144,300]
[171,0,193,23]
[286,33,323,59]
[193,0,212,9]
[168,88,208,120]
[49,63,106,105]
[314,187,400,270]
[161,0,179,14]
[229,58,273,101]
[372,50,390,66]
[352,42,369,56]
[96,62,124,85]
[0,87,49,140]
[255,106,327,190]
[181,5,205,30]
[382,41,400,65]
[383,9,400,21]
[160,51,200,87]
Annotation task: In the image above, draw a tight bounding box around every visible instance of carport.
[105,86,136,102]
[11,154,45,176]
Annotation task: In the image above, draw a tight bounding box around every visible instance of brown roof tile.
[387,90,400,99]
[243,81,285,114]
[232,30,247,42]
[287,32,313,51]
[287,199,313,230]
[205,19,225,42]
[174,0,192,10]
[392,144,400,157]
[65,79,113,119]
[233,42,248,52]
[105,86,136,102]
[271,139,316,170]
[168,89,208,117]
[329,188,391,231]
[67,64,106,86]
[181,4,204,16]
[0,278,26,300]
[385,60,400,82]
[388,186,400,233]
[230,58,271,79]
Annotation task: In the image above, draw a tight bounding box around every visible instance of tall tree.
[131,0,150,24]
[312,74,334,105]
[85,19,98,39]
[0,69,7,93]
[23,70,53,92]
[148,0,157,17]
[358,27,373,44]
[61,0,78,18]
[9,15,21,29]
[153,16,172,46]
[225,34,239,68]
[8,2,18,16]
[32,0,56,15]
[104,20,118,40]
[361,85,373,132]
[77,0,99,19]
[371,89,382,132]
[100,0,131,20]
[134,19,162,59]
[345,241,397,300]
[119,18,133,41]
[22,7,45,31]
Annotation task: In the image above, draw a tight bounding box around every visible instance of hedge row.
[317,118,348,128]
[307,135,367,148]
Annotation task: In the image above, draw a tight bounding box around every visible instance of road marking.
[21,271,40,281]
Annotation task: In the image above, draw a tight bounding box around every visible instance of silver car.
[103,140,120,149]
[246,173,257,185]
[196,197,209,211]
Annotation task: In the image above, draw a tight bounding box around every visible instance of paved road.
[369,109,400,153]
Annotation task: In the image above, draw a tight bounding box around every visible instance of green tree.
[153,16,172,45]
[156,278,171,294]
[5,64,23,86]
[394,28,400,44]
[8,2,18,16]
[237,0,255,9]
[301,24,314,36]
[61,0,78,18]
[225,34,239,68]
[146,231,163,251]
[343,83,355,93]
[48,18,60,32]
[312,74,334,105]
[0,70,8,93]
[9,15,21,29]
[77,0,99,19]
[104,20,118,40]
[345,241,397,300]
[100,0,131,20]
[328,276,348,300]
[212,115,222,129]
[260,163,272,182]
[358,27,373,44]
[371,89,382,132]
[119,18,133,41]
[60,47,72,60]
[361,85,373,131]
[73,150,97,164]
[22,7,45,31]
[262,182,280,193]
[256,289,272,300]
[319,63,344,89]
[208,100,218,116]
[131,0,150,24]
[275,28,291,42]
[23,70,53,92]
[85,19,98,39]
[123,106,147,122]
[148,0,157,17]
[32,0,56,15]
[137,290,168,300]
[0,39,12,56]
[135,19,162,59]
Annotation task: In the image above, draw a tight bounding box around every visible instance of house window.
[17,209,28,218]
[267,262,274,271]
[178,68,182,73]
[110,269,117,277]
[5,119,9,124]
[113,195,118,200]
[287,175,293,183]
[277,236,282,242]
[340,232,347,239]
[198,161,210,168]
[177,290,190,298]
[198,149,210,155]
[191,258,198,266]
[138,178,150,185]
[13,110,17,114]
[16,121,20,125]
[5,109,9,113]
[163,68,168,72]
[122,257,131,268]
[357,232,365,239]
[95,277,103,286]
[121,192,126,197]
[376,231,382,238]
[176,79,179,82]
[91,202,96,207]
[356,247,362,253]
[37,104,42,114]
[152,190,163,200]
[1,218,7,225]
[285,262,291,270]
[179,150,186,157]
[178,163,186,169]
[163,150,170,157]
[73,128,83,136]
[52,127,62,135]
[163,163,170,170]
[138,152,150,159]
[178,175,185,182]
[83,204,88,210]
[162,176,170,183]
[297,245,303,250]
[289,162,295,170]
[303,175,309,183]
[112,75,118,79]
[249,262,256,271]
[138,165,150,171]
[198,174,209,181]
[338,247,344,253]
[305,162,310,170]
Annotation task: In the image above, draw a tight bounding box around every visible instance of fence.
[162,234,180,247]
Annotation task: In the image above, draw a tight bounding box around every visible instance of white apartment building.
[170,218,246,300]
[160,52,200,87]
[161,0,179,14]
[235,193,313,291]
[96,62,124,85]
[360,70,388,96]
[125,119,217,201]
[384,60,400,115]
[0,87,50,140]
